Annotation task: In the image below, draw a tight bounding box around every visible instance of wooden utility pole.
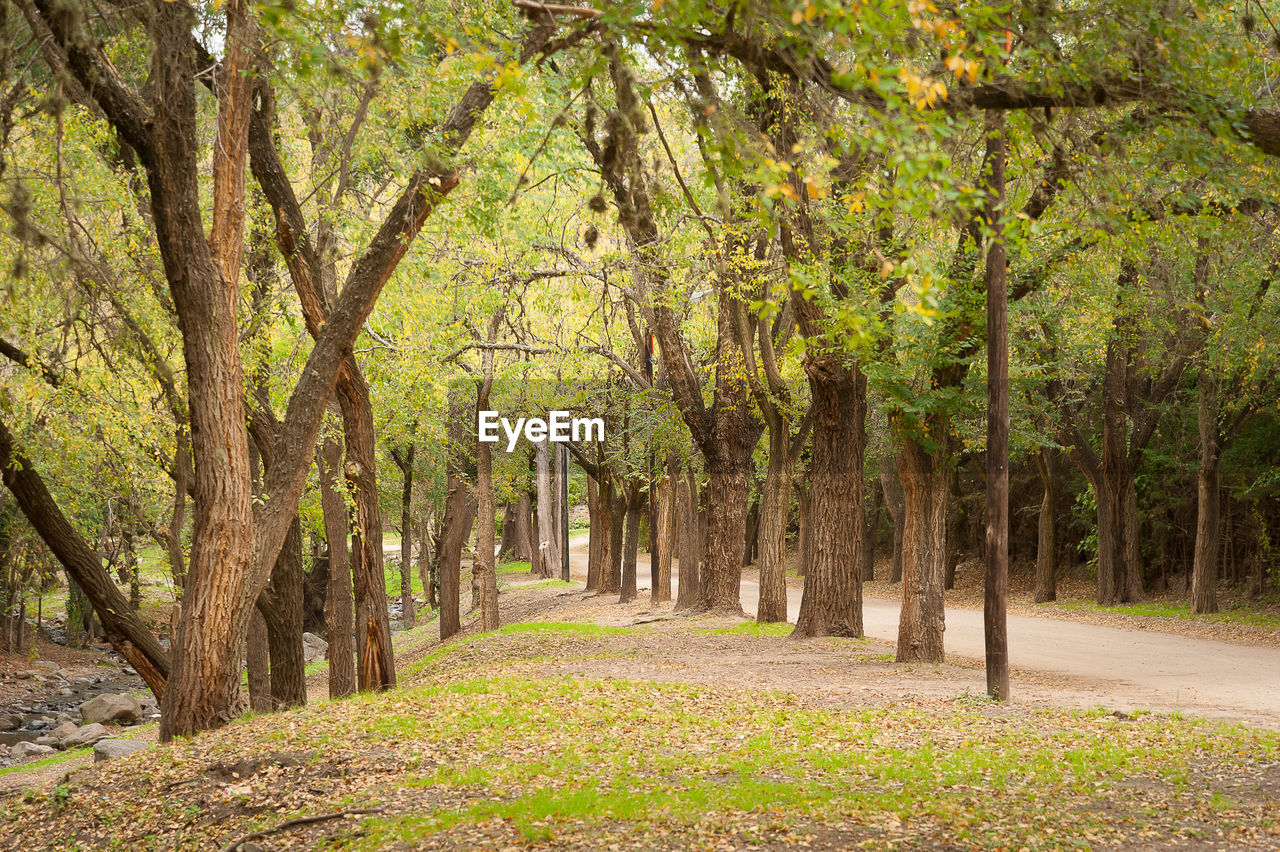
[983,109,1010,701]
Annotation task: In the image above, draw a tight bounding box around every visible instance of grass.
[1051,598,1280,631]
[4,620,1280,850]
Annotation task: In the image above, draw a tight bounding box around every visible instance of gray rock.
[32,661,60,672]
[50,722,79,741]
[93,740,147,762]
[34,735,59,748]
[10,742,56,759]
[54,713,73,726]
[57,688,75,697]
[79,693,142,725]
[61,723,111,748]
[301,632,328,662]
[0,714,21,732]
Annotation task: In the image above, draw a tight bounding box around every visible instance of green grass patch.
[1050,598,1280,631]
[497,560,532,575]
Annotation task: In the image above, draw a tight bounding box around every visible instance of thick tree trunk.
[794,481,810,578]
[1192,370,1222,614]
[620,484,642,603]
[246,610,271,712]
[475,440,499,630]
[260,517,306,709]
[757,427,788,621]
[535,441,556,579]
[398,443,416,627]
[792,362,864,637]
[318,430,355,697]
[881,467,905,584]
[498,503,518,559]
[553,444,567,579]
[896,438,949,663]
[438,478,475,641]
[1033,448,1059,603]
[699,456,749,614]
[676,469,701,610]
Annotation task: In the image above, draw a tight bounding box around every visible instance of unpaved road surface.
[565,535,1280,727]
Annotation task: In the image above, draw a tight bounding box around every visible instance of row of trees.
[0,0,1277,738]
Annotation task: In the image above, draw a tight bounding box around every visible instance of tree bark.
[246,609,271,713]
[882,468,905,584]
[475,439,499,631]
[1192,368,1222,614]
[397,443,416,627]
[620,484,642,604]
[792,362,865,637]
[1033,448,1059,603]
[676,468,702,610]
[652,465,674,604]
[586,477,602,591]
[982,109,1010,701]
[318,430,355,698]
[260,517,306,710]
[535,441,556,579]
[896,438,950,663]
[439,385,476,640]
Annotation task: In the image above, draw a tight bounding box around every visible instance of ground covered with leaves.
[2,586,1278,851]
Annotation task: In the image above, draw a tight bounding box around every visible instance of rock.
[301,632,328,662]
[121,666,137,676]
[93,740,147,762]
[10,742,56,759]
[79,694,142,725]
[55,714,73,726]
[32,661,60,671]
[51,722,79,741]
[27,720,49,731]
[0,714,21,731]
[62,723,111,748]
[57,688,75,697]
[34,735,59,748]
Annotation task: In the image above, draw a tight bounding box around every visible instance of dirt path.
[565,536,1280,728]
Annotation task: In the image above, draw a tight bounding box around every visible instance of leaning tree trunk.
[793,361,865,638]
[756,427,791,623]
[896,435,950,663]
[1192,369,1222,614]
[318,430,355,697]
[1033,448,1059,604]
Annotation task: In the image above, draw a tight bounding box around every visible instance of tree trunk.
[752,427,793,621]
[652,465,674,604]
[318,430,355,698]
[398,443,416,628]
[794,480,810,578]
[742,498,761,567]
[246,609,271,712]
[699,455,749,614]
[586,476,602,591]
[338,370,395,691]
[1192,369,1222,614]
[1033,448,1059,604]
[676,468,702,610]
[475,439,499,631]
[881,467,905,584]
[260,517,306,709]
[620,484,642,603]
[792,361,864,638]
[498,503,519,559]
[535,441,556,579]
[553,444,566,579]
[983,109,1010,702]
[603,477,624,595]
[862,480,877,582]
[896,437,949,663]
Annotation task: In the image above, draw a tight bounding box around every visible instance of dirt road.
[565,534,1280,727]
